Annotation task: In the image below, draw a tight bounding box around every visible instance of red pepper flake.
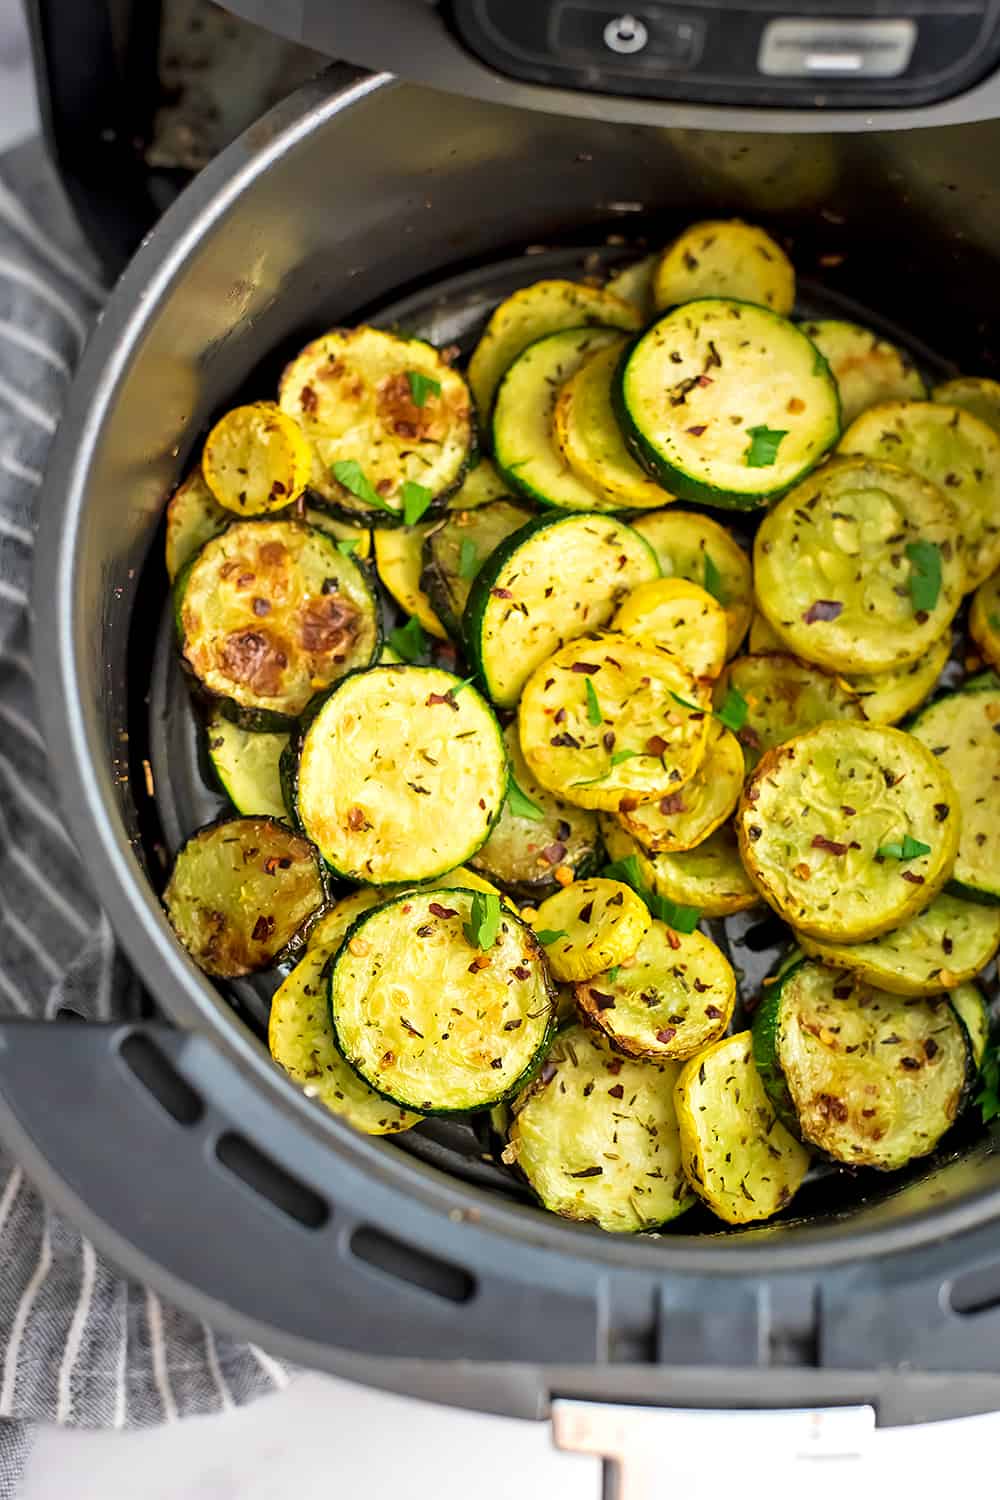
[793,862,811,880]
[900,1055,921,1070]
[802,599,843,624]
[578,901,594,924]
[489,1057,503,1069]
[646,735,668,756]
[933,803,950,822]
[416,923,433,937]
[924,1038,939,1060]
[832,982,853,998]
[469,954,492,972]
[811,835,848,855]
[554,707,567,724]
[656,1027,677,1044]
[252,597,271,617]
[589,989,616,1010]
[300,386,318,414]
[346,806,369,831]
[511,965,531,980]
[665,930,681,951]
[504,1018,523,1031]
[606,1058,624,1076]
[263,855,281,876]
[607,1083,625,1099]
[571,661,601,676]
[251,914,275,942]
[901,871,925,884]
[704,1006,722,1020]
[426,691,459,711]
[550,732,580,749]
[491,587,513,599]
[541,841,567,866]
[603,730,616,750]
[693,978,709,993]
[686,424,707,437]
[739,725,762,752]
[841,805,857,817]
[539,1062,558,1084]
[428,902,458,918]
[696,375,713,387]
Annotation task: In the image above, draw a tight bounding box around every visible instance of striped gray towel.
[0,141,287,1493]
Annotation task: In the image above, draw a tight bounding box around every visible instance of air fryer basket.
[20,67,1000,1420]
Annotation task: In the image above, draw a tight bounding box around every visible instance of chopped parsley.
[458,539,480,579]
[715,685,748,734]
[601,854,701,934]
[669,691,702,713]
[387,615,428,663]
[507,776,545,822]
[464,890,501,951]
[406,369,441,407]
[703,551,726,604]
[744,425,787,468]
[990,613,1000,632]
[331,459,396,514]
[976,1042,1000,1124]
[401,479,433,525]
[606,966,620,983]
[610,749,640,766]
[534,928,567,946]
[877,834,931,861]
[335,538,359,556]
[585,678,603,726]
[905,540,942,614]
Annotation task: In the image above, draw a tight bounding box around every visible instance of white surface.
[19,1368,1000,1498]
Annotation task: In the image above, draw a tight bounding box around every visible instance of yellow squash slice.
[202,401,311,516]
[373,524,447,638]
[652,220,795,315]
[719,652,863,769]
[532,877,651,982]
[553,339,669,510]
[631,509,752,657]
[932,376,1000,436]
[798,320,925,427]
[601,817,760,918]
[612,577,728,684]
[616,720,743,853]
[970,569,1000,670]
[518,634,711,812]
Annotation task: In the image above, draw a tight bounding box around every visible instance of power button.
[603,14,649,54]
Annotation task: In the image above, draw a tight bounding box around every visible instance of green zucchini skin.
[613,300,841,511]
[205,709,289,820]
[420,499,535,640]
[907,672,1000,906]
[328,890,555,1115]
[463,511,660,709]
[751,961,805,1138]
[951,982,990,1070]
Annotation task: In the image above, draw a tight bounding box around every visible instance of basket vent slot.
[949,1263,1000,1317]
[215,1131,328,1229]
[349,1224,474,1304]
[119,1033,204,1126]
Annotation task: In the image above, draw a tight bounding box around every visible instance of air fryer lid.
[219,0,1000,129]
[20,69,1000,1413]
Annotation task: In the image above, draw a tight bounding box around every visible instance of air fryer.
[15,3,1000,1495]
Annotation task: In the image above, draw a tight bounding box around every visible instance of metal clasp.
[552,1399,875,1499]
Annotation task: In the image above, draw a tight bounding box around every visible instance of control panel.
[448,0,1000,109]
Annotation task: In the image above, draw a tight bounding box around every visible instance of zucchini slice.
[652,220,795,316]
[518,634,711,813]
[420,499,534,639]
[470,722,600,899]
[750,608,951,727]
[296,665,507,884]
[467,279,641,418]
[752,958,972,1169]
[616,720,743,854]
[278,327,473,521]
[269,944,419,1135]
[970,569,1000,672]
[177,520,381,725]
[163,818,325,978]
[373,524,448,639]
[202,402,311,516]
[493,327,627,511]
[553,339,670,510]
[753,458,963,675]
[206,709,288,821]
[464,513,659,710]
[307,888,383,952]
[951,982,990,1069]
[675,1032,810,1224]
[798,320,925,427]
[719,652,863,770]
[908,677,1000,903]
[530,878,651,982]
[630,509,752,657]
[737,721,960,943]
[165,468,226,583]
[932,376,1000,436]
[612,578,728,684]
[329,889,555,1114]
[616,299,839,509]
[165,466,371,582]
[606,254,658,321]
[796,892,1000,996]
[508,1023,692,1232]
[601,816,760,918]
[445,456,511,510]
[576,919,735,1061]
[839,401,1000,590]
